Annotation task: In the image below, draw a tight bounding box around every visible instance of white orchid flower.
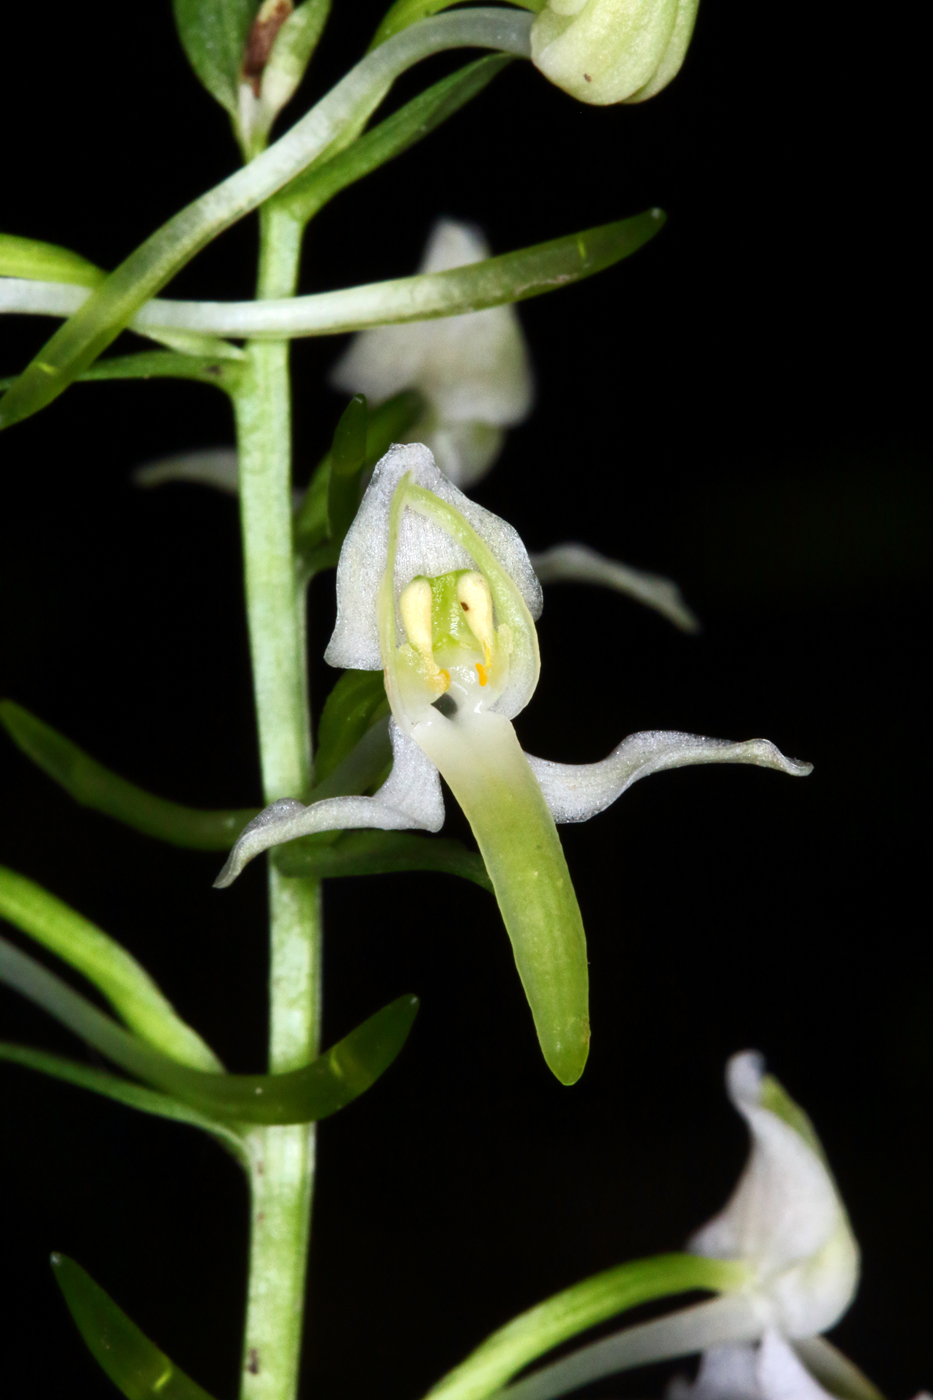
[216,448,810,1085]
[504,1052,862,1400]
[329,218,534,488]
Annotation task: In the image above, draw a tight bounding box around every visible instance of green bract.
[531,0,700,105]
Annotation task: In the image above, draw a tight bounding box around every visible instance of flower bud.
[530,0,700,106]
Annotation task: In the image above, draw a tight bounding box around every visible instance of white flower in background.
[667,1329,838,1400]
[689,1052,859,1341]
[531,0,701,106]
[329,218,534,488]
[215,447,810,1085]
[503,1052,864,1400]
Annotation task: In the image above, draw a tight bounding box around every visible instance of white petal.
[529,542,700,633]
[526,733,812,825]
[133,448,240,495]
[667,1344,759,1399]
[690,1053,859,1338]
[325,441,542,674]
[213,721,443,887]
[756,1330,834,1400]
[329,218,533,428]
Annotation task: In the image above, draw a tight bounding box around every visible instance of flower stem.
[234,201,321,1400]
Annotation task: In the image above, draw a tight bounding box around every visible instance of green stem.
[234,201,322,1400]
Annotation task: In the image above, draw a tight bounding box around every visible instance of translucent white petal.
[667,1343,759,1399]
[756,1330,835,1400]
[526,733,813,825]
[690,1053,859,1338]
[213,721,443,888]
[325,442,542,678]
[329,218,533,486]
[133,448,240,495]
[529,542,700,633]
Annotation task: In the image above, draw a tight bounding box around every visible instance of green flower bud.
[530,0,699,105]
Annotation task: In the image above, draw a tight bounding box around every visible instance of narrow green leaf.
[52,1253,218,1400]
[314,670,390,784]
[0,10,533,429]
[0,354,240,395]
[0,232,103,287]
[0,1043,247,1164]
[426,1254,749,1400]
[104,210,667,342]
[0,867,222,1071]
[0,701,258,849]
[294,389,423,553]
[0,935,418,1124]
[276,828,492,890]
[173,0,256,116]
[276,54,512,226]
[327,393,369,539]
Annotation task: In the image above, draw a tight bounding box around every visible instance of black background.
[0,2,928,1397]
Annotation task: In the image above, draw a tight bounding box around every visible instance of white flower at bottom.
[328,219,534,487]
[668,1330,837,1400]
[690,1052,859,1339]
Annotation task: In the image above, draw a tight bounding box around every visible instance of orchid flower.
[329,218,534,488]
[216,446,810,1085]
[502,1052,864,1400]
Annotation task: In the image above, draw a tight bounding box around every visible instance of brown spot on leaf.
[583,73,592,82]
[243,0,293,95]
[246,1348,261,1375]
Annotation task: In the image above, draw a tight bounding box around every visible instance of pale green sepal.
[0,701,258,850]
[427,1254,749,1400]
[0,868,222,1072]
[0,233,103,287]
[416,710,588,1085]
[53,1252,219,1400]
[0,9,534,429]
[0,1043,248,1166]
[791,1337,887,1400]
[530,543,700,632]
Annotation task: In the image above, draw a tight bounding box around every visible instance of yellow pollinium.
[398,577,451,695]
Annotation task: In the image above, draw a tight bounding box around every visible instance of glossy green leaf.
[276,828,492,890]
[0,232,103,287]
[0,935,418,1124]
[276,54,511,226]
[315,670,390,784]
[173,0,256,116]
[327,393,369,538]
[427,1254,749,1400]
[0,867,222,1071]
[52,1253,218,1400]
[295,389,423,553]
[0,10,533,430]
[0,1043,248,1164]
[0,701,258,849]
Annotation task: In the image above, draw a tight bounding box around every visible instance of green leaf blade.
[0,867,222,1071]
[0,1043,248,1163]
[52,1253,218,1400]
[0,701,258,849]
[172,0,256,116]
[277,828,492,890]
[0,233,104,287]
[427,1254,749,1400]
[0,934,418,1124]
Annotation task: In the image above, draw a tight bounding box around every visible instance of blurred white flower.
[329,219,534,487]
